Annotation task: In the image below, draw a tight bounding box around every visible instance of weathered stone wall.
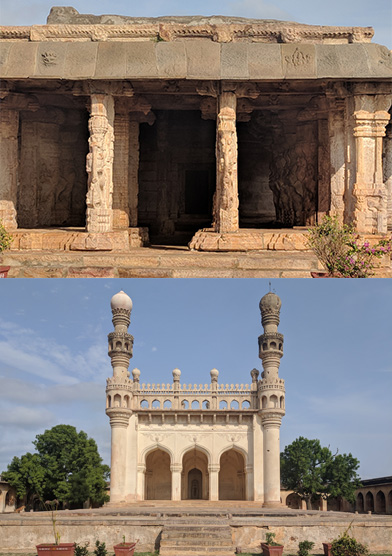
[17,104,88,228]
[0,511,391,553]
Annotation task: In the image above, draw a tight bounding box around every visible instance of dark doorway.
[138,110,215,245]
[188,468,202,499]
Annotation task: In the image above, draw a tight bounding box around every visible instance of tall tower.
[258,291,285,507]
[106,290,134,503]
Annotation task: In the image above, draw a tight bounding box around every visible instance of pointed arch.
[218,448,246,500]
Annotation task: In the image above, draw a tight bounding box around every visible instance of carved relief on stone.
[269,122,318,227]
[213,92,239,233]
[0,109,19,230]
[86,93,115,232]
[352,107,391,233]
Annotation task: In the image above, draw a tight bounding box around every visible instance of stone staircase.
[159,523,234,556]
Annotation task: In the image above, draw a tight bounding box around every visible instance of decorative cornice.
[0,22,374,44]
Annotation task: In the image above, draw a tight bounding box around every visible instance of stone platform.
[2,228,391,278]
[1,501,391,554]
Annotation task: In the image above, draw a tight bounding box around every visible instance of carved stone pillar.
[113,105,130,229]
[317,117,330,221]
[384,123,392,231]
[129,119,140,227]
[352,109,390,233]
[0,109,19,230]
[214,91,239,233]
[348,90,392,234]
[328,100,346,223]
[86,93,115,232]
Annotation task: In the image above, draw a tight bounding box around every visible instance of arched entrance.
[357,492,364,512]
[145,448,171,500]
[365,491,374,512]
[219,449,246,500]
[286,492,302,509]
[376,490,386,513]
[181,448,209,500]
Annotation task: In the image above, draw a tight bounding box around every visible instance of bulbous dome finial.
[111,291,133,312]
[259,292,281,315]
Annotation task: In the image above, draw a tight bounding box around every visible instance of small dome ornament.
[111,290,133,312]
[259,291,281,315]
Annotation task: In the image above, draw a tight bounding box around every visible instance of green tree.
[2,425,109,509]
[2,452,45,506]
[280,436,361,509]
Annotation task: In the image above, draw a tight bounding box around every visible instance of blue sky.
[0,0,391,48]
[0,278,391,480]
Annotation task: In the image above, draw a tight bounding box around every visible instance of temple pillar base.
[189,228,309,252]
[262,501,283,508]
[8,228,149,251]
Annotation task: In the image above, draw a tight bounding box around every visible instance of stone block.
[185,40,220,79]
[64,42,98,78]
[1,42,37,78]
[156,41,187,78]
[22,267,65,278]
[248,44,284,79]
[125,41,158,78]
[67,266,117,278]
[364,44,392,78]
[0,42,12,76]
[35,41,66,77]
[221,43,249,79]
[95,42,126,78]
[282,44,316,78]
[118,268,173,278]
[316,44,370,78]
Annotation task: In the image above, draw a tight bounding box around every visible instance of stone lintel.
[1,41,391,81]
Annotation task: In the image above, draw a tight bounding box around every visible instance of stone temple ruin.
[0,7,391,253]
[106,290,285,505]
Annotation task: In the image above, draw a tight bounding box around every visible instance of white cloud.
[0,406,54,429]
[152,346,157,352]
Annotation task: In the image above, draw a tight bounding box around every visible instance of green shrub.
[331,531,369,556]
[298,540,315,556]
[307,215,391,277]
[74,541,89,556]
[264,532,280,546]
[0,220,12,253]
[94,540,108,556]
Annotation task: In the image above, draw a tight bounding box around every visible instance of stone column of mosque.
[86,92,115,232]
[213,91,239,233]
[209,368,219,500]
[0,108,19,231]
[113,100,130,230]
[106,291,134,503]
[258,292,285,508]
[171,368,182,500]
[350,89,391,234]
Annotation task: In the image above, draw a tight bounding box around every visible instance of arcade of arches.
[144,447,245,501]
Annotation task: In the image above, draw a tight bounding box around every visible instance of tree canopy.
[280,436,361,509]
[2,425,110,509]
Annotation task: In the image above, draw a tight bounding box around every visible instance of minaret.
[106,290,134,504]
[258,291,285,507]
